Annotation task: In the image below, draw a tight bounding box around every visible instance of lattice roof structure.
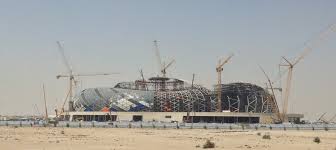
[215,82,279,113]
[72,77,279,113]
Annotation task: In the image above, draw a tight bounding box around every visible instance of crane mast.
[216,61,223,112]
[216,54,233,112]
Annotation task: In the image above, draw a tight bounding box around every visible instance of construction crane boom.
[153,40,175,78]
[153,40,163,74]
[58,88,71,117]
[56,41,72,74]
[294,23,336,66]
[258,65,281,122]
[161,59,175,77]
[56,73,119,79]
[219,54,234,68]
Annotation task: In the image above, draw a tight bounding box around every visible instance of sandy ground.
[0,127,335,150]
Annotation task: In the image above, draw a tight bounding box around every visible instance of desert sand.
[0,126,335,150]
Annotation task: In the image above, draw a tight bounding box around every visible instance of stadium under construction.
[59,76,303,124]
[55,40,314,124]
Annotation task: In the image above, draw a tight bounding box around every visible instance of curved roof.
[218,82,279,113]
[72,80,279,113]
[73,87,154,112]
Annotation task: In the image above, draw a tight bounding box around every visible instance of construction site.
[52,30,336,124]
[48,20,336,125]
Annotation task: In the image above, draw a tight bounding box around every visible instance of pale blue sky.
[0,0,335,120]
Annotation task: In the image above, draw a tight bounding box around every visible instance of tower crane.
[56,41,118,114]
[153,40,175,77]
[216,54,234,112]
[280,23,336,122]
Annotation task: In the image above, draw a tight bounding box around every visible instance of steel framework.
[153,85,211,112]
[218,83,278,113]
[73,77,278,114]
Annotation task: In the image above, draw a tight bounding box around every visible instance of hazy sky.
[0,0,335,120]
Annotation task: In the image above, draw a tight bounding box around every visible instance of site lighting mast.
[216,54,234,112]
[56,41,118,114]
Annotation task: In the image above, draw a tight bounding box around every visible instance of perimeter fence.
[1,121,336,131]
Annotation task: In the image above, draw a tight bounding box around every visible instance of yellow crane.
[280,23,336,122]
[216,54,234,112]
[56,41,118,114]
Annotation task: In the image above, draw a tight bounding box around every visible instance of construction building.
[58,77,303,124]
[56,39,318,124]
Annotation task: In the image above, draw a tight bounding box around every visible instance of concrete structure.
[60,111,304,124]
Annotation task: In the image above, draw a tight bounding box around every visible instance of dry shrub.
[324,127,329,131]
[203,139,215,149]
[313,137,321,144]
[262,134,271,140]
